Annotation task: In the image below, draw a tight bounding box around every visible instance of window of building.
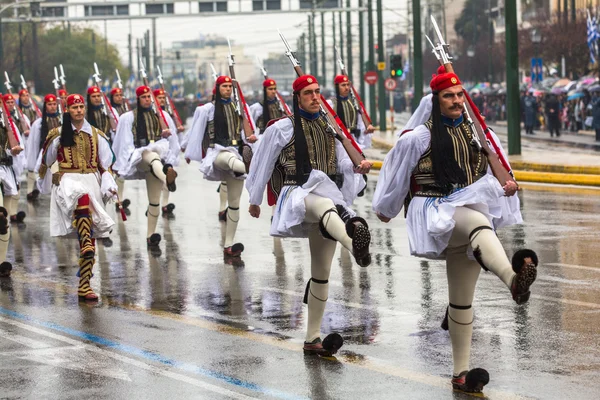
[299,0,339,9]
[146,3,174,15]
[216,2,227,12]
[253,0,281,10]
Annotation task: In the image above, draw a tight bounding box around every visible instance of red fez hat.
[67,94,85,106]
[153,88,165,97]
[110,88,122,95]
[263,79,276,88]
[215,76,232,86]
[87,86,101,95]
[292,75,318,92]
[44,94,57,103]
[136,86,151,97]
[334,75,349,85]
[18,89,28,96]
[2,94,14,102]
[430,65,461,93]
[58,89,67,97]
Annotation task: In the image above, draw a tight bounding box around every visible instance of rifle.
[0,94,23,153]
[139,58,170,132]
[427,15,515,190]
[210,63,219,81]
[226,38,256,140]
[156,65,185,130]
[52,67,64,123]
[278,30,367,168]
[257,57,292,117]
[92,63,118,131]
[20,75,42,119]
[59,64,67,91]
[115,69,130,111]
[334,46,372,126]
[4,72,31,135]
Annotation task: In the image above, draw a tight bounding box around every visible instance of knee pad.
[303,277,329,304]
[319,208,338,241]
[469,226,493,271]
[149,158,162,179]
[77,194,90,207]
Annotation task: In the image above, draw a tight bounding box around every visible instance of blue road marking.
[0,306,307,400]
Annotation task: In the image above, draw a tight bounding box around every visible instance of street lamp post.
[467,47,475,83]
[530,28,542,84]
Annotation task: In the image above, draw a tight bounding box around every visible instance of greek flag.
[587,11,599,64]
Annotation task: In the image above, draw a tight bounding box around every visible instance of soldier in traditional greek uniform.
[86,86,119,141]
[153,88,182,218]
[18,89,39,124]
[372,67,538,394]
[246,75,371,356]
[2,93,28,223]
[0,111,25,278]
[328,75,374,149]
[25,94,61,201]
[249,79,287,135]
[38,93,117,301]
[112,86,179,250]
[110,87,128,116]
[185,76,256,263]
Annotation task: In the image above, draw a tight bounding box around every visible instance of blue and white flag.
[587,11,599,64]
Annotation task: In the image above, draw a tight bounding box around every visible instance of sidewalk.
[368,112,600,187]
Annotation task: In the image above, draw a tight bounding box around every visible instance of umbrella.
[567,92,585,101]
[551,87,564,94]
[553,78,571,87]
[588,85,600,92]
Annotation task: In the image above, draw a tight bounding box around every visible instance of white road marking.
[0,316,258,399]
[0,327,53,349]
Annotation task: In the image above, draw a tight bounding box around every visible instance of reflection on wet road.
[1,163,600,399]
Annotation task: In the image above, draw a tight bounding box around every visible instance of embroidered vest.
[206,101,241,148]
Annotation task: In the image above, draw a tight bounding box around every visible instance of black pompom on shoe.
[0,261,12,278]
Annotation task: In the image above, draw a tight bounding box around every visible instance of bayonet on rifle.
[226,37,255,139]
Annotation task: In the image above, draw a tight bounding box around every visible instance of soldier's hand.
[249,204,261,218]
[366,124,375,134]
[161,129,171,138]
[177,125,185,133]
[247,134,258,144]
[503,180,519,197]
[24,130,30,137]
[376,213,391,223]
[185,157,191,164]
[355,159,372,174]
[10,146,23,156]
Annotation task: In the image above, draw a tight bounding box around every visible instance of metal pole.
[32,22,40,92]
[346,0,353,81]
[367,0,377,125]
[332,13,337,75]
[128,33,133,74]
[377,0,386,131]
[412,0,423,111]
[18,23,24,75]
[505,0,521,155]
[359,1,366,102]
[570,0,575,23]
[488,0,493,82]
[339,12,344,68]
[311,11,318,78]
[321,12,326,84]
[152,18,157,74]
[442,0,447,39]
[0,17,3,73]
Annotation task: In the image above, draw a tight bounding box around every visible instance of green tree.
[454,0,498,46]
[1,24,124,96]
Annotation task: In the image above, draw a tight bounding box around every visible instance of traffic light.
[390,54,403,78]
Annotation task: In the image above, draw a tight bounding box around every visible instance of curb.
[370,162,600,186]
[513,171,600,186]
[509,162,600,175]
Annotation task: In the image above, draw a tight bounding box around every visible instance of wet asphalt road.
[1,161,600,400]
